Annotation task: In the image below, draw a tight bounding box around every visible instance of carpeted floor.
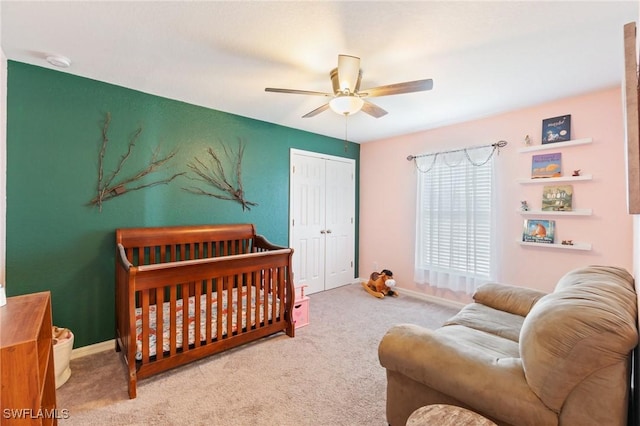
[57,283,459,425]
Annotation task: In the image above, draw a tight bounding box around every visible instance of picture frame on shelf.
[542,185,573,211]
[542,115,571,144]
[522,219,555,244]
[531,152,562,178]
[623,22,640,214]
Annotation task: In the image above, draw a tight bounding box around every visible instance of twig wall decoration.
[183,139,257,211]
[89,113,185,211]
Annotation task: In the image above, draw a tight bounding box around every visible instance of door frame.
[289,148,356,293]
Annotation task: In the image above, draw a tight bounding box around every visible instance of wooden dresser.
[1,291,58,425]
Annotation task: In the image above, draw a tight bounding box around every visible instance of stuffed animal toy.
[362,269,398,298]
[52,326,71,345]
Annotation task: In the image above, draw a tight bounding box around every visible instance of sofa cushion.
[443,303,524,342]
[473,282,546,317]
[436,325,520,358]
[519,265,638,412]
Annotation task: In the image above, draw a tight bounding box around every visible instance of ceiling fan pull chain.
[344,113,349,152]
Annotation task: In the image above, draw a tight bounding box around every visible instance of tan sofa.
[378,266,638,426]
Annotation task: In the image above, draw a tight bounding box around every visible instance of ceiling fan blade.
[359,79,433,98]
[337,54,360,93]
[265,88,333,97]
[302,103,330,118]
[361,100,388,118]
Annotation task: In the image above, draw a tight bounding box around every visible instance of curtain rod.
[406,140,508,161]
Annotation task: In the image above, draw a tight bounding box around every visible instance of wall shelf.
[517,174,592,184]
[518,136,594,253]
[518,241,592,251]
[518,209,592,216]
[517,137,593,153]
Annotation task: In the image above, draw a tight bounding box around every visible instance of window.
[414,146,497,295]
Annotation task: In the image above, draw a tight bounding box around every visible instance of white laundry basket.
[52,328,74,389]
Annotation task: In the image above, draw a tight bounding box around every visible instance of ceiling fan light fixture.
[329,95,364,116]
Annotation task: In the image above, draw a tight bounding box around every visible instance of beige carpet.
[57,283,459,425]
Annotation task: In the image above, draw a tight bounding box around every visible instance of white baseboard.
[398,287,466,310]
[70,339,114,360]
[357,276,465,310]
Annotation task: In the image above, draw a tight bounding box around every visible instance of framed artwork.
[623,22,640,214]
[531,152,562,178]
[542,185,573,211]
[542,115,571,144]
[522,219,555,244]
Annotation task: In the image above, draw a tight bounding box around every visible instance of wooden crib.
[115,223,295,399]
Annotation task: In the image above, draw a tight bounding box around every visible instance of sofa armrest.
[473,283,547,317]
[378,324,554,426]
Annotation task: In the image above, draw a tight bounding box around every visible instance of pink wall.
[359,87,633,302]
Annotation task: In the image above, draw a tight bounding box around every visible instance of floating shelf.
[518,241,592,251]
[518,137,593,153]
[517,174,592,184]
[518,209,592,216]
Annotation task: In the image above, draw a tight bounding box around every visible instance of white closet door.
[290,150,355,295]
[324,158,355,290]
[290,154,326,295]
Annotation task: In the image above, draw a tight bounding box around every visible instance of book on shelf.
[542,185,573,211]
[542,115,571,144]
[531,152,562,178]
[522,219,555,244]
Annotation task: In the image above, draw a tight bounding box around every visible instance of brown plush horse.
[362,269,398,298]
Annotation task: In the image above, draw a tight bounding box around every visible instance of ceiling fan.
[265,54,433,118]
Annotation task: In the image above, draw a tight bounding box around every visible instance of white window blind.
[414,146,496,295]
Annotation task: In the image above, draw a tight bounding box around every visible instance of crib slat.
[236,276,243,334]
[264,268,270,324]
[155,287,163,359]
[216,278,223,340]
[270,268,277,323]
[206,280,213,342]
[141,291,150,364]
[169,286,177,356]
[245,273,253,331]
[194,282,201,347]
[226,276,233,337]
[256,270,263,329]
[251,271,262,328]
[181,284,189,353]
[278,266,285,321]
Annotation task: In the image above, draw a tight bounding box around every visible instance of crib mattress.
[135,286,277,360]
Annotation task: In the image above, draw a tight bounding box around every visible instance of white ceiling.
[1,1,638,143]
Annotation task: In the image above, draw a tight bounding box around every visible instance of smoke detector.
[46,55,71,68]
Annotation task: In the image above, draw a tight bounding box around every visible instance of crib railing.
[115,243,294,398]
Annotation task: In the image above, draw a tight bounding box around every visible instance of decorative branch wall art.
[183,139,257,211]
[89,113,185,211]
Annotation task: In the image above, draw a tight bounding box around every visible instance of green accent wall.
[6,61,359,347]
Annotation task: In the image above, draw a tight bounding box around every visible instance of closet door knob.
[326,229,332,234]
[320,230,326,234]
